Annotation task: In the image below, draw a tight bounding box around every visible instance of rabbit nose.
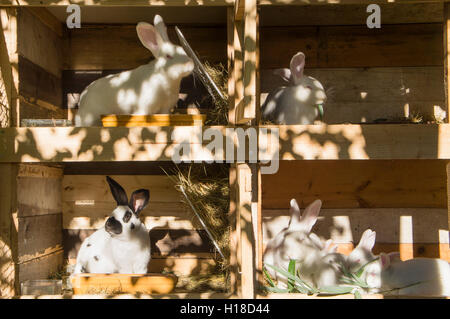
[105,216,123,235]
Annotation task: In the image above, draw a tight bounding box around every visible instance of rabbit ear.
[129,189,150,216]
[106,176,128,206]
[290,52,305,85]
[273,68,292,83]
[136,22,163,57]
[287,198,302,230]
[380,252,391,270]
[300,199,322,233]
[153,14,169,42]
[358,229,376,252]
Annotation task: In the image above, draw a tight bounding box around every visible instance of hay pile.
[203,62,229,125]
[165,164,230,272]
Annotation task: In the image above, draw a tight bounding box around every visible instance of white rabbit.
[363,253,450,296]
[346,229,401,274]
[261,52,327,125]
[75,15,194,126]
[263,199,327,288]
[73,176,151,274]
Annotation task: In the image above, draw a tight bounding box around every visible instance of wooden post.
[445,3,450,123]
[0,8,19,128]
[447,162,450,231]
[0,164,18,297]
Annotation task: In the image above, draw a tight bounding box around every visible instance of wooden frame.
[0,1,449,299]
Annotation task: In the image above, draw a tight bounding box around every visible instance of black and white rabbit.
[73,176,151,274]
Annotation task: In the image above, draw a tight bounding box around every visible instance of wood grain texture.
[0,164,18,297]
[259,3,444,26]
[17,214,62,262]
[18,250,63,290]
[17,176,62,217]
[260,24,443,69]
[262,160,448,209]
[18,56,62,109]
[64,25,226,70]
[17,8,62,78]
[261,67,445,124]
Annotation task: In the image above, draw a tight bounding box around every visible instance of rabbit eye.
[306,85,312,90]
[166,54,173,59]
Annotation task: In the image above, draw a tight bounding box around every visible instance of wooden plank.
[262,160,448,209]
[447,162,450,229]
[0,0,234,5]
[63,175,180,202]
[63,201,191,230]
[18,164,62,178]
[1,125,450,163]
[64,25,226,70]
[234,0,244,21]
[17,8,62,78]
[0,8,19,127]
[18,176,62,217]
[231,18,244,124]
[446,3,450,123]
[260,24,443,69]
[263,208,448,244]
[17,214,62,262]
[46,6,228,25]
[26,7,63,37]
[261,67,445,124]
[228,165,238,296]
[260,3,444,26]
[227,7,235,124]
[18,56,62,109]
[236,163,257,299]
[17,250,63,291]
[258,0,448,6]
[273,124,450,160]
[237,0,259,124]
[19,99,66,121]
[0,164,18,297]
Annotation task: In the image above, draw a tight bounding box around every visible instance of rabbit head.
[136,15,194,81]
[346,229,377,273]
[274,52,327,116]
[105,176,150,240]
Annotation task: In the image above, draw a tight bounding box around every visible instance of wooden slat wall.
[262,160,450,261]
[260,3,446,124]
[64,25,227,71]
[62,175,218,276]
[15,164,63,292]
[17,8,64,122]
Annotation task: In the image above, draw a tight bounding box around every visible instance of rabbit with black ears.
[75,15,194,126]
[73,176,151,274]
[261,52,327,124]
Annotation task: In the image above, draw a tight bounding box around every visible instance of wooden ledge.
[0,124,449,163]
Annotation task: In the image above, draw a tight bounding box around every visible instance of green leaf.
[264,263,312,294]
[318,285,355,295]
[287,259,296,292]
[265,286,290,293]
[354,290,362,299]
[263,267,276,288]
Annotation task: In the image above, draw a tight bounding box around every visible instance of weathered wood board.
[64,25,227,70]
[261,67,445,124]
[262,160,448,209]
[17,8,62,78]
[260,24,443,69]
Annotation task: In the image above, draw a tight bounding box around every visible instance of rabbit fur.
[73,176,151,274]
[75,15,194,126]
[363,253,450,296]
[261,52,327,125]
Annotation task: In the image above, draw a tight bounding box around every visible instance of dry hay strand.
[202,62,229,125]
[164,164,230,273]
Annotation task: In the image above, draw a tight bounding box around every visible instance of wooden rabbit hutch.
[0,0,449,300]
